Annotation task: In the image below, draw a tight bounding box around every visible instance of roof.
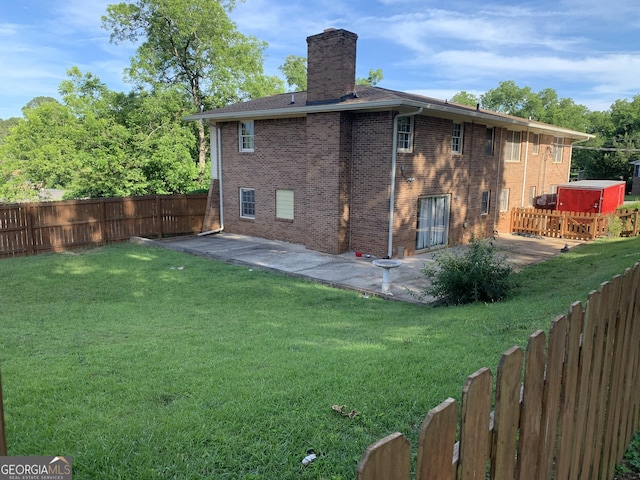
[185,85,593,141]
[558,180,626,190]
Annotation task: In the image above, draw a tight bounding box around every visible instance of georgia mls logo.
[0,455,72,479]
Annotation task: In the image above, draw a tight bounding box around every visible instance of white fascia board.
[184,99,594,140]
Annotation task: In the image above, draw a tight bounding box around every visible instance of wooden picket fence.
[357,262,640,480]
[0,194,207,259]
[510,208,640,240]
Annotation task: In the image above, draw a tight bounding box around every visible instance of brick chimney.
[306,28,358,104]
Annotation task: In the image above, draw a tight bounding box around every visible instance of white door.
[416,196,450,250]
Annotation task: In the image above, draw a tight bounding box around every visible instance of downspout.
[493,128,504,229]
[388,107,423,258]
[521,129,530,207]
[198,124,225,236]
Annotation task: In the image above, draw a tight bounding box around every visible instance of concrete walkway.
[134,233,584,305]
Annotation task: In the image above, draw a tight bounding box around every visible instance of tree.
[356,68,384,86]
[279,55,307,91]
[451,91,479,107]
[102,0,284,175]
[278,54,384,91]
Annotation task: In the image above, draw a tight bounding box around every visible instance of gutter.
[198,124,225,236]
[184,99,593,141]
[388,106,423,258]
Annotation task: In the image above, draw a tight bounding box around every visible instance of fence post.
[0,369,6,455]
[26,205,35,256]
[156,196,163,239]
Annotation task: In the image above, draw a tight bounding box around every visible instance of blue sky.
[1,0,638,119]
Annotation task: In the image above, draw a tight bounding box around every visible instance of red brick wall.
[211,113,573,257]
[304,111,353,254]
[350,111,394,257]
[218,117,309,245]
[306,29,357,104]
[495,130,571,232]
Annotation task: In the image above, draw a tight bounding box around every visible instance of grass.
[1,236,640,479]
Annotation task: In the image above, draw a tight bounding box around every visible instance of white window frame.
[396,116,413,153]
[276,189,294,220]
[481,190,490,215]
[553,137,564,163]
[239,187,255,219]
[452,122,463,154]
[532,133,540,154]
[504,130,522,162]
[239,121,254,152]
[500,188,510,212]
[528,186,536,207]
[485,127,494,155]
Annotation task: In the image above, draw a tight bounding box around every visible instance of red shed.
[556,180,626,214]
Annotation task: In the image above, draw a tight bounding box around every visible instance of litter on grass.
[331,404,360,419]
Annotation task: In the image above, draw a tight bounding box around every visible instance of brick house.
[186,28,592,258]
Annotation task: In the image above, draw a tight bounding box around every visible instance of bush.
[420,237,518,305]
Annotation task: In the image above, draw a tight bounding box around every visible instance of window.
[528,186,536,207]
[416,196,450,249]
[452,123,463,153]
[532,133,540,154]
[276,189,294,220]
[239,121,254,152]
[504,130,522,162]
[240,188,255,218]
[396,116,413,152]
[635,164,640,177]
[485,128,494,155]
[550,184,558,194]
[481,190,490,215]
[553,137,564,163]
[500,188,510,212]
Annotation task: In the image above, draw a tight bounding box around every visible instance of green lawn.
[1,236,640,479]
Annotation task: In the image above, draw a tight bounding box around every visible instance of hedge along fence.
[357,262,640,480]
[0,194,207,259]
[510,208,640,240]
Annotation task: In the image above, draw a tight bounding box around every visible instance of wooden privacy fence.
[0,194,207,259]
[357,262,640,480]
[510,208,640,240]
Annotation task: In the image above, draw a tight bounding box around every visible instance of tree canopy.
[102,0,284,173]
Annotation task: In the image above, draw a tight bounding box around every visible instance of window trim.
[239,187,255,219]
[504,130,522,162]
[532,133,540,154]
[553,136,564,163]
[481,190,491,215]
[485,127,494,155]
[239,120,255,152]
[396,116,414,153]
[452,122,463,154]
[500,188,510,212]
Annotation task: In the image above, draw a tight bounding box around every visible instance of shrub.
[606,214,623,238]
[420,237,518,305]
